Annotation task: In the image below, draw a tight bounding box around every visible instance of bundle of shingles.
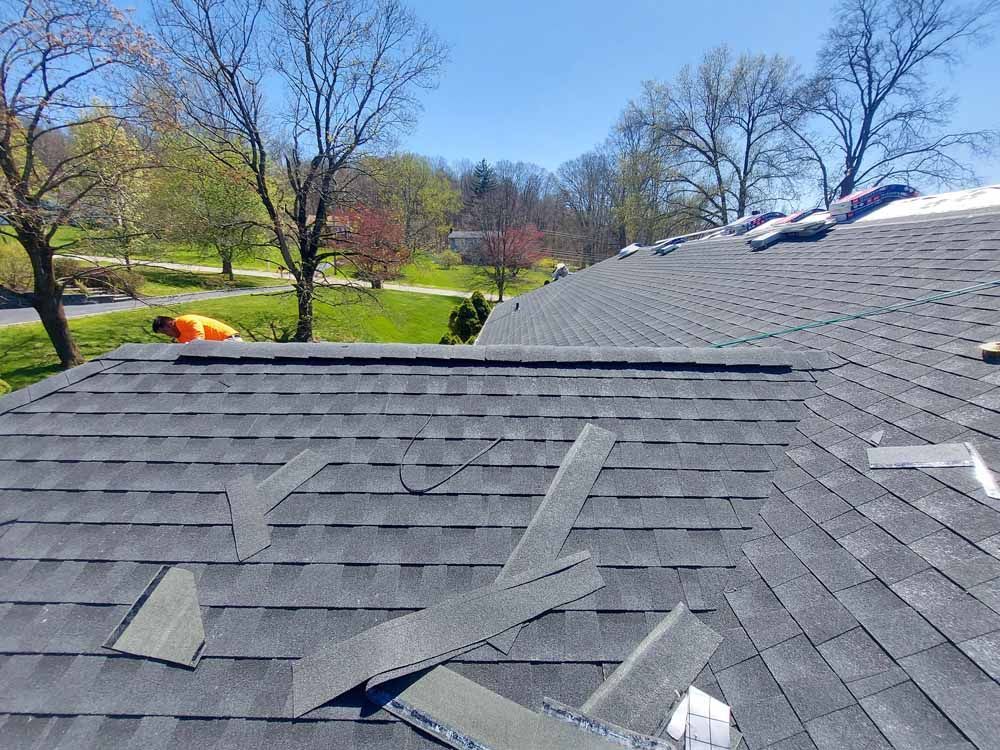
[102,424,738,750]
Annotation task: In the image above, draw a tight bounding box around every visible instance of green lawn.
[134,242,288,272]
[396,254,549,295]
[4,230,552,295]
[125,266,284,296]
[0,287,456,391]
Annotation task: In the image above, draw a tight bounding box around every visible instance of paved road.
[0,285,292,327]
[2,256,502,328]
[59,254,497,300]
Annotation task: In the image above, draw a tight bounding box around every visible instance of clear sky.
[399,0,1000,183]
[126,0,1000,184]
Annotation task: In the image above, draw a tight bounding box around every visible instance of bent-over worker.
[152,315,242,344]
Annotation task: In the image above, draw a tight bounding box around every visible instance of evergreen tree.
[471,159,497,197]
[470,291,491,325]
[440,292,493,344]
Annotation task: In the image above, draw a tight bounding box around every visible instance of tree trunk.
[293,271,315,342]
[221,254,234,280]
[26,242,83,368]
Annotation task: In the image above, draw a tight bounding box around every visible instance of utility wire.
[712,278,1000,349]
[398,413,502,494]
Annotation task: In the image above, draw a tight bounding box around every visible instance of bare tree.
[153,0,447,340]
[556,150,619,265]
[0,0,156,367]
[790,0,999,203]
[470,162,546,301]
[625,46,801,227]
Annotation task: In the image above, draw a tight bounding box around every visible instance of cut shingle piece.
[817,627,907,699]
[836,580,945,659]
[103,566,205,669]
[580,602,721,736]
[291,551,603,717]
[225,449,329,561]
[860,680,975,750]
[488,423,616,653]
[726,579,802,650]
[759,635,855,722]
[716,656,804,748]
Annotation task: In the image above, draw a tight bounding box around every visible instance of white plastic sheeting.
[856,184,1000,223]
[666,687,733,750]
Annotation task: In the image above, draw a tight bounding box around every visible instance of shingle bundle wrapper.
[829,184,918,222]
[370,667,674,750]
[291,551,604,717]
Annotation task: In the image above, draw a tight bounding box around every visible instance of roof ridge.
[113,341,844,370]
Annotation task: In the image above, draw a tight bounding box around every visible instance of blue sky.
[127,0,1000,183]
[399,0,1000,183]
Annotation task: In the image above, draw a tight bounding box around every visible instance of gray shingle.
[759,634,855,721]
[899,644,1000,749]
[860,681,974,750]
[836,580,945,659]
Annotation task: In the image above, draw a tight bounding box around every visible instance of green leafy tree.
[0,0,155,367]
[72,110,151,268]
[368,154,461,252]
[147,135,267,279]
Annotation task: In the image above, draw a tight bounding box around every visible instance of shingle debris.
[225,449,328,561]
[489,423,616,653]
[581,602,723,736]
[103,565,205,668]
[291,551,604,717]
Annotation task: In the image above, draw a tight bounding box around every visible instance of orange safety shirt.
[173,314,239,343]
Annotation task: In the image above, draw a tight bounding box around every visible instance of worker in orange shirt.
[152,314,242,343]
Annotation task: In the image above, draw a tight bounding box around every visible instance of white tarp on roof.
[857,184,1000,223]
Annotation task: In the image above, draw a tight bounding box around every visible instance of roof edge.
[101,341,841,370]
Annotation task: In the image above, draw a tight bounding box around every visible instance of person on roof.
[551,262,569,281]
[152,314,242,344]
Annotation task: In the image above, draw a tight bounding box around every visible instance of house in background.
[447,229,487,260]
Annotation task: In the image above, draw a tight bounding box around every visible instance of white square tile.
[710,718,731,748]
[688,686,713,718]
[688,713,712,743]
[709,697,730,723]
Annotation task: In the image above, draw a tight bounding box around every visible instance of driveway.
[58,254,498,300]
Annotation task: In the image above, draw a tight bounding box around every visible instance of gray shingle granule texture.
[1,342,830,749]
[476,207,1000,750]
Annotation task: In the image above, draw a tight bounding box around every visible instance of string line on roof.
[712,278,1000,349]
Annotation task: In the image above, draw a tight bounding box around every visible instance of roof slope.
[478,208,1000,352]
[477,208,1000,749]
[0,342,840,749]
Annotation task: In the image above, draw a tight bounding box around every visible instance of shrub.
[433,249,462,269]
[441,291,493,344]
[0,246,33,292]
[535,256,558,272]
[0,379,10,395]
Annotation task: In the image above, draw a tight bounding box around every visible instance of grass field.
[126,266,283,296]
[0,287,456,390]
[3,229,552,295]
[397,254,549,294]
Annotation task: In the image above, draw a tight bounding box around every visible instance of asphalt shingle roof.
[1,342,843,749]
[476,206,1000,749]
